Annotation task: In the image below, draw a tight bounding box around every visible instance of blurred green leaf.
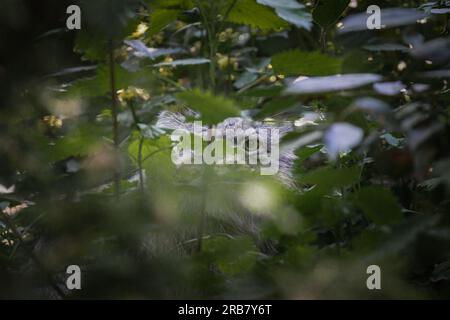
[354,186,403,225]
[227,0,288,30]
[272,50,342,76]
[313,0,349,29]
[176,89,241,124]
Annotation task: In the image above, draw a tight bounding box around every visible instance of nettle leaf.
[313,0,350,29]
[176,89,241,124]
[338,8,429,34]
[257,0,312,29]
[274,8,312,30]
[227,0,288,30]
[324,123,364,160]
[354,186,403,225]
[285,73,382,94]
[272,50,342,76]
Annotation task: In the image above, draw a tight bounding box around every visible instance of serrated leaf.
[256,0,311,29]
[275,8,312,30]
[272,50,342,76]
[176,89,241,124]
[227,0,288,30]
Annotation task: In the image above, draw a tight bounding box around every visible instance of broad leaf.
[176,89,241,124]
[285,74,382,94]
[227,0,288,30]
[355,186,403,225]
[272,50,342,76]
[313,0,350,29]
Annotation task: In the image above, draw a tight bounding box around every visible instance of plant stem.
[320,28,327,53]
[137,137,145,193]
[197,0,217,91]
[109,41,121,199]
[128,100,145,193]
[196,166,211,253]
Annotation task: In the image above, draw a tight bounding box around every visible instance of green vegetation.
[1,0,450,299]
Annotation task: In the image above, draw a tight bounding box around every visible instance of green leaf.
[128,136,175,181]
[234,71,259,89]
[227,0,288,30]
[313,0,350,29]
[257,96,299,118]
[176,89,241,124]
[296,145,323,162]
[148,9,179,35]
[271,50,342,76]
[203,236,258,276]
[354,186,403,225]
[257,0,304,9]
[301,166,360,194]
[51,126,103,161]
[257,0,312,29]
[274,8,312,30]
[68,65,153,97]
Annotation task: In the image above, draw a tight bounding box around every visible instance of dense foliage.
[1,0,450,299]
